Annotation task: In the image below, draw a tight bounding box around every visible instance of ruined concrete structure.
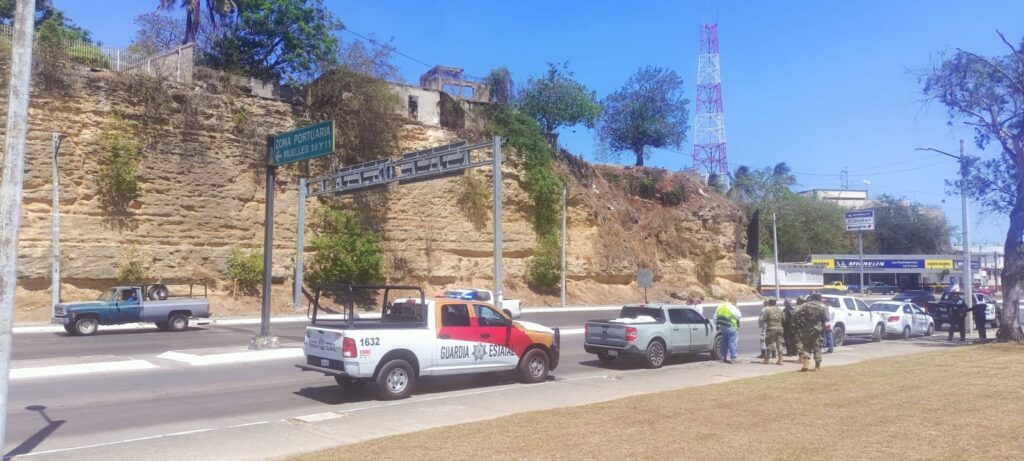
[419,65,490,103]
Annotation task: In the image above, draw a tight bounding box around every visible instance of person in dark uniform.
[970,297,988,342]
[783,298,797,356]
[947,293,969,342]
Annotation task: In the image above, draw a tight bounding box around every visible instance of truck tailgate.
[584,321,630,347]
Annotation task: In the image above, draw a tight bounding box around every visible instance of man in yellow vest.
[715,297,742,363]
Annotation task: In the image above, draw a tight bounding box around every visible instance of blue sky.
[55,0,1024,246]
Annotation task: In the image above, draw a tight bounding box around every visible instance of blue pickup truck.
[52,284,211,336]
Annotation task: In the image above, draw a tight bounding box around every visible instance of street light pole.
[916,141,973,333]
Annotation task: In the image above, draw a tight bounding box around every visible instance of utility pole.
[772,212,780,298]
[52,133,63,310]
[959,139,973,333]
[560,187,567,307]
[916,140,973,332]
[0,0,37,450]
[492,136,503,306]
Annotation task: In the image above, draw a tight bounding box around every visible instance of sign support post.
[492,136,503,307]
[845,209,875,295]
[256,120,335,350]
[293,177,306,310]
[253,136,278,350]
[858,231,864,295]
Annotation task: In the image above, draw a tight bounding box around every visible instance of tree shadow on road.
[4,405,65,459]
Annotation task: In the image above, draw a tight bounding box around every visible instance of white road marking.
[292,412,344,423]
[157,348,304,366]
[10,359,158,380]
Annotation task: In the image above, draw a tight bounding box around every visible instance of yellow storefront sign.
[925,259,953,270]
[811,258,835,269]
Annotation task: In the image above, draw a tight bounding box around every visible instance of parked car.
[931,292,1001,330]
[860,281,899,295]
[584,304,722,368]
[52,284,210,336]
[438,288,521,319]
[893,290,937,310]
[296,284,559,400]
[823,281,849,293]
[820,294,885,345]
[870,301,935,338]
[975,285,998,296]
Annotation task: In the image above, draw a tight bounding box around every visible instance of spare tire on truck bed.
[147,284,169,301]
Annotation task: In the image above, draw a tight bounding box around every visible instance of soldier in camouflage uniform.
[793,293,830,371]
[760,298,785,365]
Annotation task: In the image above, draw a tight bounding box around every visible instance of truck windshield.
[619,307,665,321]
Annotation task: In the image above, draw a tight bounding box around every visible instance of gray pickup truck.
[52,284,211,336]
[584,304,722,368]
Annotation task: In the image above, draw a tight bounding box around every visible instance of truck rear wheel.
[376,359,415,400]
[167,314,189,332]
[644,340,666,369]
[518,348,549,383]
[74,317,98,336]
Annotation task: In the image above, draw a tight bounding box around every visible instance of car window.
[668,309,686,324]
[682,309,705,324]
[843,298,857,311]
[871,304,898,312]
[441,304,470,327]
[474,291,492,302]
[913,306,926,315]
[822,297,840,308]
[902,305,912,314]
[855,299,871,312]
[473,304,506,327]
[620,306,665,321]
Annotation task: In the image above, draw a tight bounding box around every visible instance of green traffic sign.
[270,120,334,165]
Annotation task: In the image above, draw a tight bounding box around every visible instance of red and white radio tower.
[692,23,729,177]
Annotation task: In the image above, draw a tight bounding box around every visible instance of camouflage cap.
[766,297,778,306]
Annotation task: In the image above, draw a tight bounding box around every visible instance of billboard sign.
[845,209,875,232]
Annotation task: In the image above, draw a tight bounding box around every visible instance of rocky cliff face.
[2,60,753,322]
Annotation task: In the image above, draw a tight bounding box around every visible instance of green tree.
[483,67,514,106]
[97,117,143,214]
[0,0,91,42]
[337,37,399,81]
[598,66,689,166]
[767,193,848,261]
[226,245,263,295]
[158,0,236,45]
[306,68,401,166]
[116,245,148,283]
[202,0,342,83]
[520,62,602,146]
[864,195,952,255]
[727,162,795,205]
[306,207,383,286]
[922,32,1024,341]
[129,12,185,55]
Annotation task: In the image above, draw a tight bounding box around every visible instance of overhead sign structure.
[845,209,875,232]
[306,140,489,197]
[270,120,335,166]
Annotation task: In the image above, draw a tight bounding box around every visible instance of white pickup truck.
[439,288,522,319]
[583,304,722,368]
[821,294,884,345]
[296,284,559,400]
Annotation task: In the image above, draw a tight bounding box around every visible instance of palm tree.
[158,0,236,45]
[727,165,762,204]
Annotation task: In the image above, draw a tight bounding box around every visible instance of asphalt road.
[11,306,766,361]
[5,306,773,458]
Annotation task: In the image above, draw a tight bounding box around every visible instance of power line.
[340,27,434,69]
